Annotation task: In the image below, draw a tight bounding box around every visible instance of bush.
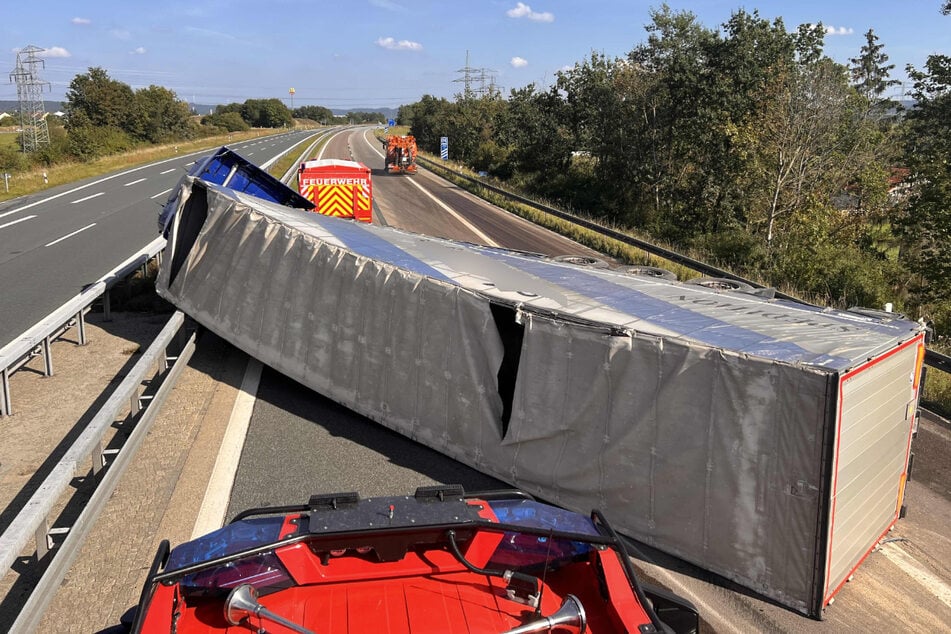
[201,111,249,132]
[67,125,135,161]
[0,145,27,172]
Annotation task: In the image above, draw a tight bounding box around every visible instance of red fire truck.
[298,159,373,223]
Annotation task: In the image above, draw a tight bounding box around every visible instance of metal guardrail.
[3,310,195,632]
[0,236,166,416]
[0,132,321,628]
[417,156,950,379]
[925,348,951,374]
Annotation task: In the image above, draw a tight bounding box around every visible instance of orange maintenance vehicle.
[384,135,418,174]
[297,158,372,223]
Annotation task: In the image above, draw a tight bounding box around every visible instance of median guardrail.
[0,236,166,416]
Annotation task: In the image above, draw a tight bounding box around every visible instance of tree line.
[398,5,951,336]
[0,67,382,174]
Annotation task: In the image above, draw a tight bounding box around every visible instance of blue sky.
[2,1,948,110]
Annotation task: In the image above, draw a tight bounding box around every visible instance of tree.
[240,98,293,128]
[345,111,386,124]
[849,29,899,111]
[202,111,249,132]
[64,67,134,131]
[902,53,951,319]
[293,105,334,123]
[131,85,192,143]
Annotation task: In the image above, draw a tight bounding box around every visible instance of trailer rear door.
[823,334,925,605]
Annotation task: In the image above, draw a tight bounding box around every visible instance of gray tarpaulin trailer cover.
[156,176,926,618]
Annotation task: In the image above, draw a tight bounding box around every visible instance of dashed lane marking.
[150,188,173,200]
[124,178,147,187]
[70,192,104,204]
[159,168,176,175]
[45,223,96,247]
[0,215,36,230]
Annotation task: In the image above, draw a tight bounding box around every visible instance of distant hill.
[332,107,399,121]
[0,100,66,115]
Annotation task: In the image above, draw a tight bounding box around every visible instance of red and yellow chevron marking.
[355,184,370,212]
[316,184,356,218]
[299,183,315,203]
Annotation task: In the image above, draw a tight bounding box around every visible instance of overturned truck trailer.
[157,175,925,618]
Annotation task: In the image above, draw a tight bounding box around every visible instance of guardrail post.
[103,289,112,322]
[92,440,105,476]
[42,336,53,376]
[129,385,141,416]
[35,516,52,559]
[1,368,10,416]
[77,309,87,346]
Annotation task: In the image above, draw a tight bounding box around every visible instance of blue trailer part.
[159,146,312,236]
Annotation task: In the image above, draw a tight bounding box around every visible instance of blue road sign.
[440,136,449,161]
[388,119,396,127]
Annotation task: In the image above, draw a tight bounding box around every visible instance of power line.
[453,50,499,99]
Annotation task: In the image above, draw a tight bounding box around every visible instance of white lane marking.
[359,129,498,243]
[159,168,176,174]
[246,152,254,156]
[362,129,385,158]
[150,187,173,200]
[0,146,214,220]
[319,128,352,161]
[124,178,147,187]
[70,191,105,204]
[185,161,195,167]
[192,358,262,537]
[403,177,500,247]
[879,541,951,609]
[45,223,96,247]
[0,215,36,230]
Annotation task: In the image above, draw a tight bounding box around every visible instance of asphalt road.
[0,130,318,349]
[225,128,951,632]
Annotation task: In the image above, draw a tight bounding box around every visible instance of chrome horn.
[501,594,587,634]
[224,583,315,634]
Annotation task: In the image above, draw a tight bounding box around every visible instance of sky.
[2,1,948,111]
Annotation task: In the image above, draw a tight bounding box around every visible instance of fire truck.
[298,159,372,223]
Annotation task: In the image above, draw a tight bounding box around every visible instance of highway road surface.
[0,130,318,349]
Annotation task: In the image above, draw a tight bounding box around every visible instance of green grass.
[267,129,336,190]
[0,132,18,150]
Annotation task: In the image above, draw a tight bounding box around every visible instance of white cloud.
[510,56,528,68]
[506,2,554,22]
[130,46,147,55]
[41,46,71,58]
[824,25,854,36]
[375,36,422,51]
[71,17,91,25]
